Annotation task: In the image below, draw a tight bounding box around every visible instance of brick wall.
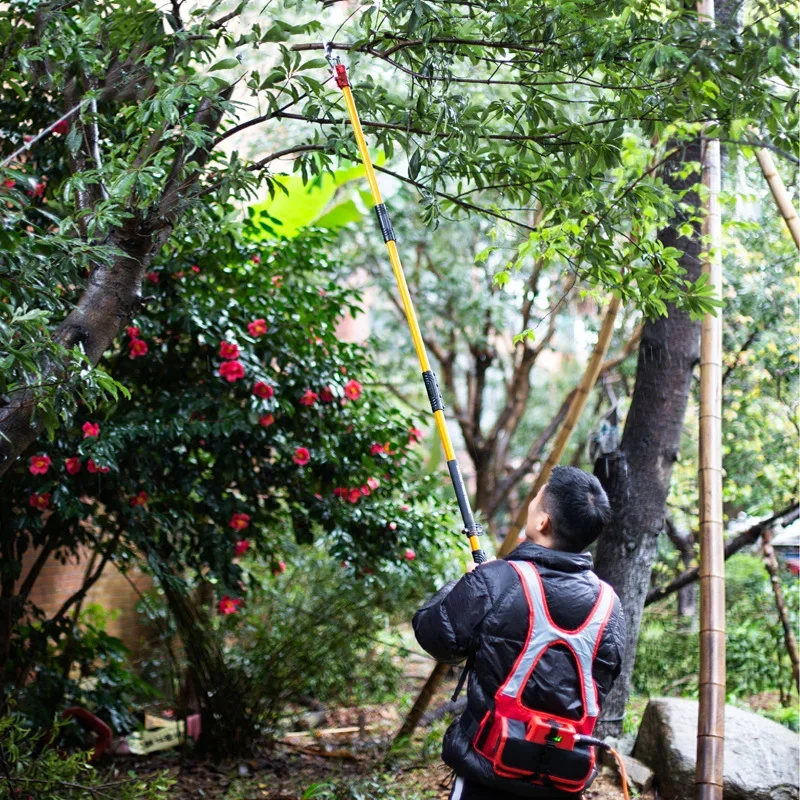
[20,545,154,660]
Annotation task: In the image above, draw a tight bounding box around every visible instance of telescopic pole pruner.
[324,44,487,565]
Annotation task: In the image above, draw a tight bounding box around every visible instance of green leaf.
[209,58,240,71]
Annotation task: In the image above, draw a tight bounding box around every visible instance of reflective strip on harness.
[502,561,614,721]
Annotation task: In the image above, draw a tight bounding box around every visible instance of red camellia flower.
[252,381,274,400]
[191,265,200,273]
[29,492,51,511]
[229,512,250,532]
[299,389,318,407]
[235,540,250,556]
[2,179,14,189]
[409,427,423,444]
[219,360,245,382]
[29,454,52,475]
[65,457,81,475]
[348,488,362,504]
[218,595,243,615]
[271,275,282,286]
[360,484,371,497]
[219,341,240,360]
[320,386,335,403]
[252,254,261,264]
[389,522,397,531]
[247,318,268,337]
[292,447,310,466]
[367,476,380,490]
[30,181,45,198]
[82,422,100,438]
[129,491,148,508]
[129,338,148,359]
[86,459,110,474]
[343,379,363,401]
[370,443,384,456]
[145,271,160,284]
[174,270,184,279]
[272,561,286,575]
[126,326,141,339]
[404,548,416,561]
[53,119,69,135]
[333,487,347,498]
[258,413,275,427]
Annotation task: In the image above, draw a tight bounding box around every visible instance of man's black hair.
[542,466,611,553]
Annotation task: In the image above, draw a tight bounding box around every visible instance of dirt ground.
[124,651,648,800]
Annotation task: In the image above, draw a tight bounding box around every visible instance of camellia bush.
[1,212,460,749]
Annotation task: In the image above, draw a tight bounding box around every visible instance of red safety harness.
[473,561,614,792]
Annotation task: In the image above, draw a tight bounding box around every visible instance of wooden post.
[695,2,726,789]
[761,529,800,692]
[392,661,450,744]
[755,148,800,250]
[497,294,621,558]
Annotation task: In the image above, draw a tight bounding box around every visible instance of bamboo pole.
[761,529,800,692]
[755,148,800,250]
[695,6,726,788]
[497,294,621,558]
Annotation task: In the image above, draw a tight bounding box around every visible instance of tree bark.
[593,140,704,737]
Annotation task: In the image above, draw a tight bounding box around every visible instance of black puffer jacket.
[413,542,626,798]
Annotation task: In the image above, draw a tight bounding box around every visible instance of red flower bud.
[65,457,81,475]
[29,454,52,475]
[253,381,274,400]
[145,272,160,284]
[235,539,250,556]
[299,389,318,407]
[344,379,362,401]
[320,386,335,403]
[219,341,240,360]
[218,595,243,615]
[219,360,245,382]
[247,319,268,337]
[29,492,51,511]
[229,512,250,532]
[292,447,310,466]
[347,488,362,504]
[258,413,275,427]
[82,422,100,438]
[53,119,69,135]
[129,338,148,359]
[128,491,148,508]
[404,548,416,561]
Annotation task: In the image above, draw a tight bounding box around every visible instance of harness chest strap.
[503,561,614,728]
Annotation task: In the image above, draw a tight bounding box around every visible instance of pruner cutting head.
[323,41,339,67]
[323,41,350,89]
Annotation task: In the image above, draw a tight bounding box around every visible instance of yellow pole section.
[340,85,456,464]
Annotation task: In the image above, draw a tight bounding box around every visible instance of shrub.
[0,712,172,799]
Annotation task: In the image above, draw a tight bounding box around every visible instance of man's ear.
[536,512,551,534]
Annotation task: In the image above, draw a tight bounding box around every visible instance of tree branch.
[645,503,799,605]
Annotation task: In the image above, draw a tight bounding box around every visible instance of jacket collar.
[504,541,593,573]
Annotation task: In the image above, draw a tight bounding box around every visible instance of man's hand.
[466,556,496,573]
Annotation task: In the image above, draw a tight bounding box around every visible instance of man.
[413,466,626,799]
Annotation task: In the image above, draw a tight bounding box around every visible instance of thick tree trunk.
[593,140,703,737]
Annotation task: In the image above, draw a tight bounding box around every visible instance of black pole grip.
[471,548,487,564]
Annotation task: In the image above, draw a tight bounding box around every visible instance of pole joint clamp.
[465,522,484,538]
[422,370,444,412]
[375,204,396,242]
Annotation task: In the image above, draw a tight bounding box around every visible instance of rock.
[633,697,799,800]
[619,753,654,793]
[601,747,654,793]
